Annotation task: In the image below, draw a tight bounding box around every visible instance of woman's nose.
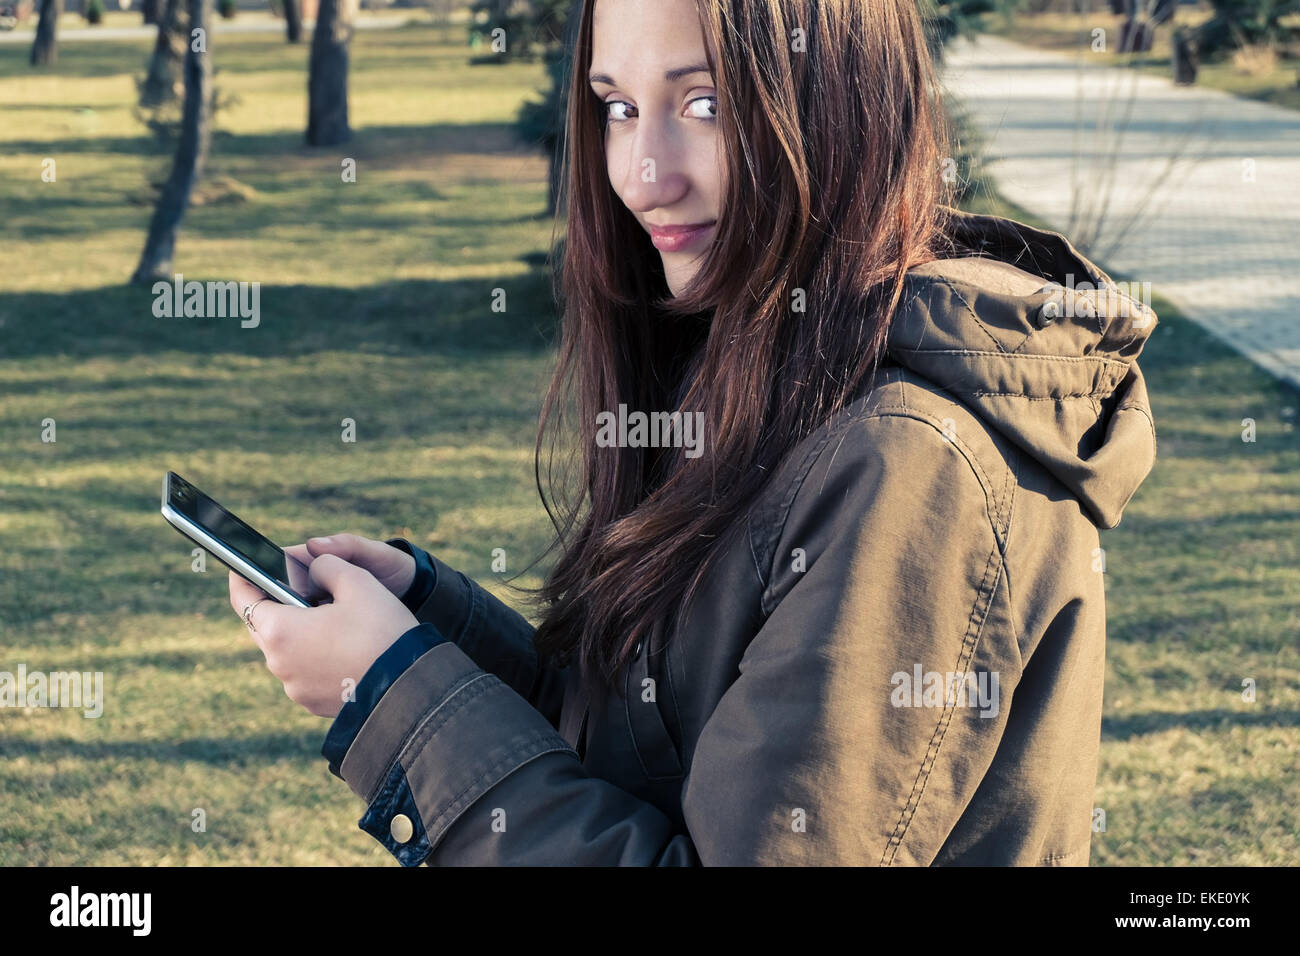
[616,122,689,213]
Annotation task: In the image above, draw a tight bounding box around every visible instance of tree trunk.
[306,0,357,146]
[30,0,61,67]
[139,0,188,107]
[1172,26,1198,85]
[132,0,213,283]
[142,0,162,25]
[284,0,302,43]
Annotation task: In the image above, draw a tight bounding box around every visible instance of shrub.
[1198,0,1300,61]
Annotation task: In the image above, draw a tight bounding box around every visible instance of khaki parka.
[326,210,1158,865]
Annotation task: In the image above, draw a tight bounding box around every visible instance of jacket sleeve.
[326,411,1018,865]
[316,542,450,780]
[386,537,569,728]
[683,410,1019,864]
[318,539,570,820]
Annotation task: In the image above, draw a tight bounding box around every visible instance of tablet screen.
[167,473,317,601]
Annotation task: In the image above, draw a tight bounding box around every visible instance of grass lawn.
[2,22,1297,866]
[984,7,1300,113]
[2,21,561,865]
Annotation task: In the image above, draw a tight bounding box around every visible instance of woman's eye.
[605,100,636,124]
[686,95,717,120]
[603,96,717,126]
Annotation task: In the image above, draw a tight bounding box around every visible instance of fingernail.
[310,536,332,545]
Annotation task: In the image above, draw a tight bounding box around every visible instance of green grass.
[1,22,561,866]
[983,8,1300,113]
[2,22,1298,866]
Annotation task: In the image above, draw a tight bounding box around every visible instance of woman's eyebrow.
[588,63,713,86]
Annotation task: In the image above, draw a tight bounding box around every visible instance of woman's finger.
[227,571,289,651]
[228,570,268,614]
[306,552,368,599]
[284,542,313,566]
[304,532,362,560]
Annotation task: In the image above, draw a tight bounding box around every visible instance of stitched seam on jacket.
[747,401,1010,865]
[363,669,493,803]
[461,573,483,645]
[920,275,1009,354]
[892,346,1131,371]
[1041,844,1088,865]
[880,542,1004,866]
[873,409,1003,521]
[624,643,682,781]
[745,515,766,593]
[754,380,909,608]
[972,392,1114,401]
[999,448,1023,662]
[755,421,852,617]
[398,672,499,767]
[1115,401,1158,457]
[657,632,685,772]
[995,436,1017,546]
[759,402,1004,618]
[424,741,579,855]
[624,690,680,782]
[871,409,1008,863]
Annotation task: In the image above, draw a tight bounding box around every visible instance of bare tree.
[132,0,214,283]
[30,0,60,67]
[306,0,358,146]
[284,0,302,44]
[139,0,187,107]
[1066,0,1203,261]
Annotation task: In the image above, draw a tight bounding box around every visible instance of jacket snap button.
[390,813,414,844]
[1036,299,1061,328]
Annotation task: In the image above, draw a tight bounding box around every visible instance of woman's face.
[589,0,721,298]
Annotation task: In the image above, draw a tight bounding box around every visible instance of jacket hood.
[887,209,1158,529]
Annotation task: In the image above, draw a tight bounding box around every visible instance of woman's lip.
[648,221,716,252]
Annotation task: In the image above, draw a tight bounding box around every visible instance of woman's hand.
[284,532,417,600]
[228,553,419,719]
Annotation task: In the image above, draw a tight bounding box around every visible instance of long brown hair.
[520,0,958,703]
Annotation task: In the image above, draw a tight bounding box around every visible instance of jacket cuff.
[337,640,578,865]
[384,538,477,641]
[385,537,438,615]
[321,621,449,779]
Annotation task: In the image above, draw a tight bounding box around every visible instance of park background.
[1,0,1297,865]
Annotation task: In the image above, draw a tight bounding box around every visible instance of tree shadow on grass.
[0,731,324,765]
[1102,708,1300,740]
[0,271,559,362]
[1,120,524,160]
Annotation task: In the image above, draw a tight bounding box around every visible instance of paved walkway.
[942,34,1300,392]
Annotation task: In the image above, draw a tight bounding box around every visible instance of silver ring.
[243,598,270,632]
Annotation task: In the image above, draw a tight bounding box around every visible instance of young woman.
[229,0,1158,865]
